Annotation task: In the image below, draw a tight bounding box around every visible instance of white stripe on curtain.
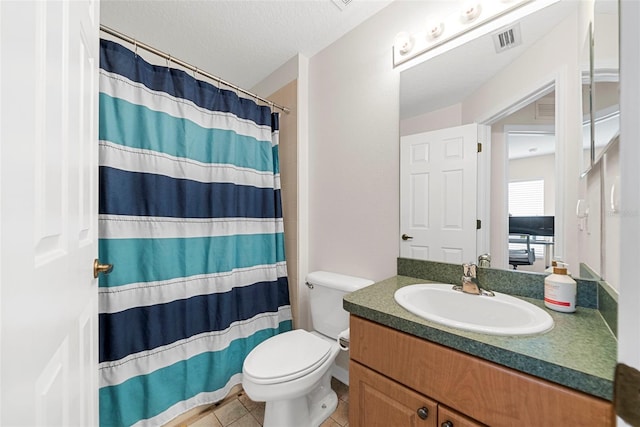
[99,262,289,313]
[99,141,281,189]
[99,215,285,239]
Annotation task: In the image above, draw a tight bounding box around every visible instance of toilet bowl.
[243,330,340,427]
[241,271,373,427]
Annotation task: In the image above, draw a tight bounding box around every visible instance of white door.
[400,124,479,264]
[0,1,100,425]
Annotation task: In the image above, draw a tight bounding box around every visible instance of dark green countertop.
[343,275,617,401]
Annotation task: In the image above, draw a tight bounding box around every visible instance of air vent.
[535,99,555,120]
[331,0,353,11]
[492,23,522,53]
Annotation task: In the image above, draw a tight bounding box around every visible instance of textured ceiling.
[100,0,393,91]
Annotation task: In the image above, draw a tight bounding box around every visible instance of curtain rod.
[100,25,291,114]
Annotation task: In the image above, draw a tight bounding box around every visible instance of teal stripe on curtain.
[99,94,275,173]
[99,323,292,427]
[98,39,292,427]
[99,233,287,288]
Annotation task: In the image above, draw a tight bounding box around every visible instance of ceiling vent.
[492,23,522,53]
[331,0,353,11]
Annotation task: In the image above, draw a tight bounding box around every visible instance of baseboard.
[332,364,349,386]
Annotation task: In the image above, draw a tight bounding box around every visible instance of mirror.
[399,0,614,280]
[579,0,620,287]
[592,0,619,163]
[504,91,556,273]
[582,0,620,174]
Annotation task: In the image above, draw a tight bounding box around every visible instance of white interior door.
[400,124,479,264]
[0,1,100,425]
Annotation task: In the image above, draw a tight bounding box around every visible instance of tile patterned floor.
[168,378,349,427]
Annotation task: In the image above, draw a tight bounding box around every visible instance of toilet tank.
[306,271,374,339]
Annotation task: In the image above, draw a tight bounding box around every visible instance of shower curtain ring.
[134,40,138,57]
[193,67,198,78]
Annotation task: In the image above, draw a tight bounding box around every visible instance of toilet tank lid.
[305,271,374,292]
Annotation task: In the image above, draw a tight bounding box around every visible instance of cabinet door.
[438,405,486,427]
[350,361,438,427]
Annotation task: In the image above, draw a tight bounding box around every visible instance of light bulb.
[425,19,445,40]
[460,1,482,23]
[394,31,414,55]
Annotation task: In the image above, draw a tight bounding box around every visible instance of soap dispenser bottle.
[544,263,576,313]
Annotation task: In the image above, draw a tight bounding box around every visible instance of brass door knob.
[402,234,414,241]
[93,259,114,278]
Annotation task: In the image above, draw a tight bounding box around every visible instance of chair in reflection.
[508,216,554,270]
[509,234,536,269]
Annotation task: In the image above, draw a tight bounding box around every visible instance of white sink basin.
[394,283,554,336]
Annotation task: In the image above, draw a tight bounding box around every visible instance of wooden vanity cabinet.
[349,316,613,427]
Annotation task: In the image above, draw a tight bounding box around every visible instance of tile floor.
[167,378,349,427]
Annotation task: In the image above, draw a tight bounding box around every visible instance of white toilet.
[242,271,373,427]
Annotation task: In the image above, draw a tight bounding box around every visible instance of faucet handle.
[478,253,491,268]
[463,263,477,277]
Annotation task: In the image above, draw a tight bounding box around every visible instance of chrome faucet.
[453,263,495,296]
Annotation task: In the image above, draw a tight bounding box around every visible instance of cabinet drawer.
[350,315,613,426]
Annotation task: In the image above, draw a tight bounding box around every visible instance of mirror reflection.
[592,0,619,164]
[399,0,618,286]
[503,91,556,272]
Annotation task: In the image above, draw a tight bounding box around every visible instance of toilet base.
[262,373,338,427]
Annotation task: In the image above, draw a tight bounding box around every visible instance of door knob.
[93,259,113,278]
[402,234,414,241]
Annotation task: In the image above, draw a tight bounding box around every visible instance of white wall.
[400,103,462,136]
[602,141,620,290]
[307,2,417,282]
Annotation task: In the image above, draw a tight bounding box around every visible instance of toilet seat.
[243,329,333,385]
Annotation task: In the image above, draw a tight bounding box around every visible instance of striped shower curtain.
[97,39,292,427]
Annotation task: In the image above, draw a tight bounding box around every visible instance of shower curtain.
[98,39,292,427]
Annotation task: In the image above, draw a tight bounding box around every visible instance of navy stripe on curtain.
[99,39,271,126]
[99,167,282,219]
[98,39,291,427]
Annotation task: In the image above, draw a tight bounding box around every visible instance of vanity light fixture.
[392,0,545,68]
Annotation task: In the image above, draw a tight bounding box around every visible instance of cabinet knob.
[417,407,429,420]
[441,421,454,427]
